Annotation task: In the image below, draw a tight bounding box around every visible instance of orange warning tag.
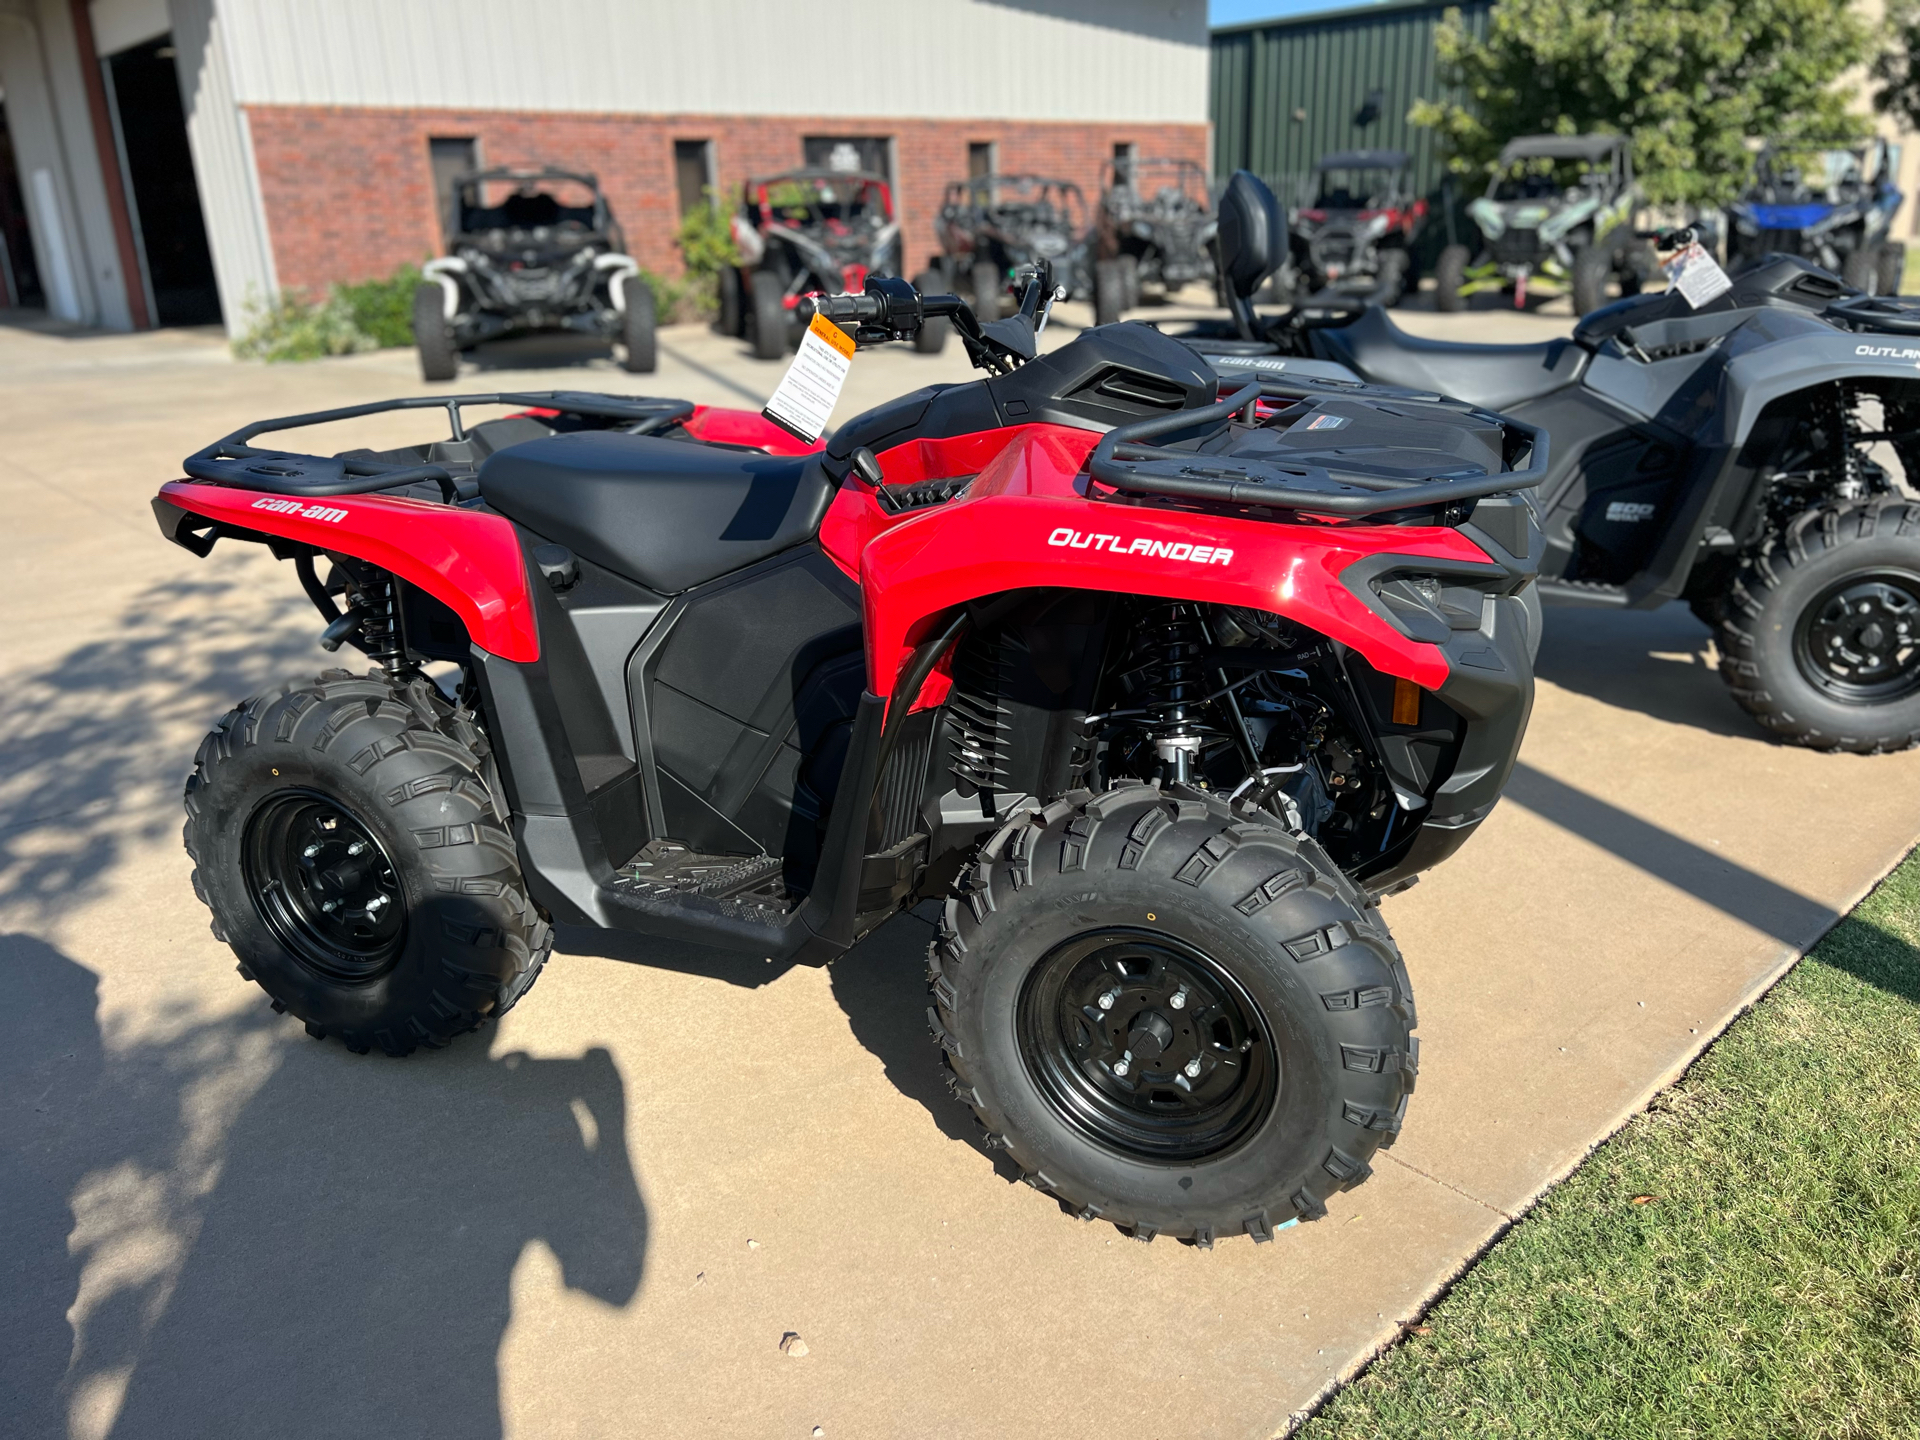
[763,311,856,443]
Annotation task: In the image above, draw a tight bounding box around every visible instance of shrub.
[671,192,739,321]
[231,261,425,362]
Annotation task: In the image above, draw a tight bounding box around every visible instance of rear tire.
[1572,243,1612,316]
[1434,244,1469,313]
[1881,241,1907,296]
[1372,248,1409,306]
[1093,258,1126,327]
[747,268,788,360]
[929,784,1415,1244]
[184,670,551,1056]
[717,266,743,337]
[411,282,458,382]
[911,271,950,353]
[1843,243,1881,294]
[1116,252,1142,310]
[972,260,1003,321]
[618,274,656,373]
[1716,500,1920,752]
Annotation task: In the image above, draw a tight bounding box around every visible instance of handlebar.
[795,261,1058,375]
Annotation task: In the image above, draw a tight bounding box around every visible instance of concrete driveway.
[3,297,1916,1440]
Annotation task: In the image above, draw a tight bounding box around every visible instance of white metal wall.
[212,0,1210,123]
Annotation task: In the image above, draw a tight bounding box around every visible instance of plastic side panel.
[857,429,1493,696]
[681,404,825,456]
[818,423,1096,581]
[158,480,540,662]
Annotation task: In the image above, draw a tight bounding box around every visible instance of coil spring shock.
[323,563,411,677]
[1838,381,1866,496]
[1133,602,1213,784]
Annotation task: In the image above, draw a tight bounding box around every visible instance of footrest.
[612,841,791,910]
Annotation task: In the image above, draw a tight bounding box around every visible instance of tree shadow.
[1533,601,1753,739]
[0,563,319,927]
[0,932,646,1440]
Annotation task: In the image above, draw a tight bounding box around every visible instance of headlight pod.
[1370,574,1495,644]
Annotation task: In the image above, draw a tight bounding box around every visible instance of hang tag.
[1662,242,1732,309]
[763,311,856,443]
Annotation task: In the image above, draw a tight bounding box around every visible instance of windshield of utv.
[1313,166,1401,210]
[1752,147,1869,204]
[455,177,604,241]
[1488,156,1613,201]
[755,176,891,231]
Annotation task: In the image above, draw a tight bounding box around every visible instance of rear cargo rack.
[1823,293,1920,336]
[1087,379,1547,518]
[182,391,694,500]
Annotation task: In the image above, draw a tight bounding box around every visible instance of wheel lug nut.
[321,900,338,913]
[347,841,366,856]
[1169,988,1188,1010]
[1184,1057,1202,1078]
[303,844,319,858]
[1114,1051,1133,1077]
[1097,988,1118,1012]
[367,895,388,911]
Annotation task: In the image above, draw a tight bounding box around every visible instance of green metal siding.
[1211,1,1491,204]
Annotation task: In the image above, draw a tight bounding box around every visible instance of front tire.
[184,670,550,1055]
[1434,244,1469,313]
[1571,243,1612,315]
[929,785,1416,1244]
[1844,243,1881,294]
[1881,241,1907,296]
[619,274,656,373]
[1093,258,1126,327]
[1372,248,1410,306]
[717,266,743,337]
[747,268,788,360]
[972,260,1003,321]
[911,270,950,353]
[1716,501,1920,752]
[411,282,458,382]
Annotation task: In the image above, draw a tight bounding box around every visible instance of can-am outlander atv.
[153,248,1546,1244]
[1727,138,1904,295]
[1092,157,1216,326]
[1190,170,1920,753]
[719,169,904,361]
[1289,149,1428,307]
[413,167,654,382]
[1435,134,1647,316]
[934,174,1094,321]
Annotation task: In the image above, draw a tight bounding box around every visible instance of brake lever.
[1035,285,1068,339]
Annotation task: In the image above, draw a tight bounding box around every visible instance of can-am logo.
[1605,501,1656,523]
[251,497,349,524]
[1855,343,1920,361]
[1047,528,1233,565]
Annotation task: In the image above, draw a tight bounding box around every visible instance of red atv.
[153,226,1545,1243]
[718,168,903,360]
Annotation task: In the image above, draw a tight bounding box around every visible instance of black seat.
[1313,305,1587,410]
[478,431,837,594]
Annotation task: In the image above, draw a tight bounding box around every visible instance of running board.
[1537,578,1631,607]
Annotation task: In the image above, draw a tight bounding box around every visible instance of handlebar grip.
[797,292,885,326]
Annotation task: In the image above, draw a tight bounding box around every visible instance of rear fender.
[154,480,540,662]
[840,426,1494,702]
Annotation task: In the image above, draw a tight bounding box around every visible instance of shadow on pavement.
[1533,601,1752,738]
[465,332,615,372]
[0,568,317,926]
[1504,763,1842,954]
[0,932,646,1440]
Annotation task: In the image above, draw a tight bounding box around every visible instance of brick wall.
[244,105,1210,295]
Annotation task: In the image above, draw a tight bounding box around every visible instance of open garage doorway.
[105,36,219,326]
[0,100,43,308]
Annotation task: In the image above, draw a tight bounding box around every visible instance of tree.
[1411,0,1873,208]
[1874,0,1920,132]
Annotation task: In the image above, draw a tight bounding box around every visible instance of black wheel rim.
[1017,928,1277,1163]
[1792,570,1920,704]
[242,789,406,984]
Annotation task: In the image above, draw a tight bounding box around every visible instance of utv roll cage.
[743,169,895,231]
[1306,149,1412,210]
[445,166,622,250]
[1485,135,1631,201]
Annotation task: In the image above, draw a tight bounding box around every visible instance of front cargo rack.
[1823,292,1920,336]
[181,391,694,500]
[1087,379,1548,519]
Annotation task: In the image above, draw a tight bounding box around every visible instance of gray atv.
[1436,134,1649,316]
[1188,170,1920,752]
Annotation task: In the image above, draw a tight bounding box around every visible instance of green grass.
[1302,849,1920,1440]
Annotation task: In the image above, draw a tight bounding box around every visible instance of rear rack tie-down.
[1087,380,1548,517]
[180,391,696,500]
